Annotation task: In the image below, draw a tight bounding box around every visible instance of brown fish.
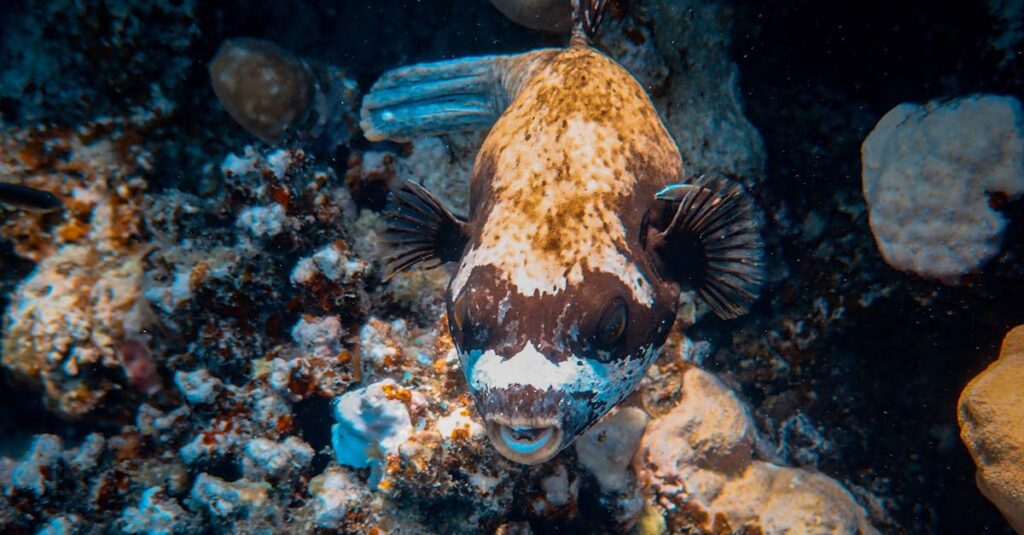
[358,0,764,464]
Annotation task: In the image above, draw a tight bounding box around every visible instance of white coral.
[861,94,1024,283]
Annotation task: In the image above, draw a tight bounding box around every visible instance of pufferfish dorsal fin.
[360,50,556,143]
[651,175,765,319]
[381,180,470,282]
[570,0,611,47]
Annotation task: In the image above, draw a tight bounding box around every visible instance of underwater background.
[0,0,1022,533]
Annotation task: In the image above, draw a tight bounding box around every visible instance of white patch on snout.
[465,342,659,411]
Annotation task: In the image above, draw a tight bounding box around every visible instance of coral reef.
[0,0,200,124]
[861,94,1024,283]
[0,0,1019,533]
[1,115,158,418]
[959,325,1024,533]
[640,0,767,183]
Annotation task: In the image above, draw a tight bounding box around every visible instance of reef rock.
[489,0,572,33]
[959,325,1024,533]
[641,366,878,534]
[576,406,648,494]
[642,0,767,183]
[861,94,1024,283]
[307,467,369,529]
[2,240,150,418]
[210,38,359,153]
[332,378,421,474]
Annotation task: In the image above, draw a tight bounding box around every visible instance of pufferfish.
[360,0,764,465]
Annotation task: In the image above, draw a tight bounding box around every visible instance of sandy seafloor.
[0,0,1022,533]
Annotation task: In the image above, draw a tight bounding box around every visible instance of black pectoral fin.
[652,176,765,319]
[382,180,469,281]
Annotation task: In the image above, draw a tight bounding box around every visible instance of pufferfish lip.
[485,416,563,465]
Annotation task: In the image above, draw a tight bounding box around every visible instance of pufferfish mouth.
[485,416,562,465]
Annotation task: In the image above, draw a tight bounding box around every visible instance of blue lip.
[499,425,555,455]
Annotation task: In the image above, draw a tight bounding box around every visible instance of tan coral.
[3,243,150,417]
[1,124,153,418]
[958,325,1024,533]
[640,366,878,534]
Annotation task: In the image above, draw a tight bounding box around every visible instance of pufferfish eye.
[594,298,628,352]
[450,294,489,350]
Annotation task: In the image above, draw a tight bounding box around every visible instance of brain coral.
[861,94,1024,283]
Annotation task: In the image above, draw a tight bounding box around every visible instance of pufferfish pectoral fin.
[360,50,555,142]
[651,176,765,319]
[381,180,470,281]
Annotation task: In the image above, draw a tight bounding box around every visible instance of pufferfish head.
[446,265,678,464]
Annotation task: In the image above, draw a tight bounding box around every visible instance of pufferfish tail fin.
[360,50,555,142]
[653,176,765,319]
[381,180,470,281]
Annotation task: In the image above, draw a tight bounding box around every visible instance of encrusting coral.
[959,325,1024,533]
[1,116,158,418]
[640,364,878,534]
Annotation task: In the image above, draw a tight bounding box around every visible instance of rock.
[118,487,193,535]
[331,379,416,472]
[241,437,314,481]
[436,406,487,444]
[35,515,83,535]
[290,242,368,286]
[959,325,1024,533]
[174,368,223,405]
[540,466,571,507]
[11,435,62,497]
[65,433,105,475]
[644,0,767,184]
[576,405,648,493]
[308,467,367,529]
[642,367,877,534]
[290,315,344,357]
[236,204,288,238]
[189,474,274,521]
[488,0,572,33]
[861,94,1024,283]
[644,367,756,477]
[714,461,877,535]
[209,38,359,153]
[2,241,151,417]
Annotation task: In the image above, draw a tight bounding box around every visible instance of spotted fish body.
[361,3,763,464]
[450,47,683,462]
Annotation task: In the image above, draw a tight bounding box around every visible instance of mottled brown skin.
[449,45,689,463]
